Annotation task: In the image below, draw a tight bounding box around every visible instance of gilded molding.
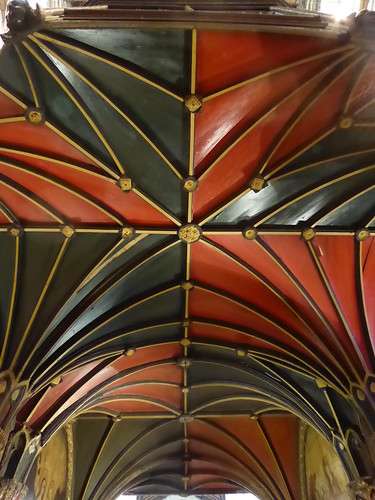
[0,479,27,499]
[66,424,73,500]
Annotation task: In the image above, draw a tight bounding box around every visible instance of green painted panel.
[0,44,33,104]
[0,233,17,359]
[48,242,184,355]
[44,234,169,339]
[25,41,117,170]
[18,232,119,370]
[48,44,190,178]
[86,419,169,499]
[7,232,65,362]
[73,418,110,500]
[51,28,190,92]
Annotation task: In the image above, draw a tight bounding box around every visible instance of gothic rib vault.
[0,1,375,498]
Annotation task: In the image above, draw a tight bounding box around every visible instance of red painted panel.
[0,183,56,222]
[362,237,375,355]
[190,241,318,342]
[0,163,112,224]
[265,68,354,174]
[195,57,331,173]
[207,235,331,340]
[96,399,174,413]
[0,122,100,166]
[27,359,103,426]
[348,56,375,115]
[216,417,287,497]
[0,211,9,223]
[188,419,261,475]
[196,31,343,95]
[189,475,237,491]
[106,364,182,389]
[263,235,356,357]
[104,383,182,408]
[111,343,182,372]
[0,152,174,226]
[190,321,282,353]
[0,93,25,118]
[317,235,370,369]
[189,288,314,358]
[194,77,324,218]
[260,415,299,500]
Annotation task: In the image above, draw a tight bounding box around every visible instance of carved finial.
[2,0,42,41]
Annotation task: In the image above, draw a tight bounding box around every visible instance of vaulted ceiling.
[0,1,375,498]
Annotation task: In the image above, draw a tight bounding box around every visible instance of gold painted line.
[191,29,197,95]
[257,419,293,500]
[0,179,65,224]
[81,419,115,500]
[44,122,119,179]
[24,386,51,423]
[184,291,189,320]
[0,237,19,368]
[249,354,333,428]
[33,32,184,102]
[323,389,345,442]
[191,395,286,415]
[75,228,120,233]
[77,234,147,292]
[30,282,180,385]
[15,46,39,108]
[194,285,322,365]
[189,114,195,178]
[264,127,336,181]
[198,187,250,226]
[0,117,26,124]
[187,191,193,223]
[192,321,343,386]
[354,94,375,116]
[312,184,375,227]
[24,40,125,176]
[76,237,125,291]
[135,229,176,234]
[67,321,181,368]
[23,228,61,232]
[202,230,243,235]
[254,238,356,380]
[0,86,27,110]
[258,53,359,175]
[186,243,191,281]
[344,56,370,114]
[358,241,375,357]
[14,237,70,372]
[86,396,181,416]
[0,147,117,183]
[198,51,353,183]
[38,352,121,392]
[203,45,355,102]
[22,236,149,374]
[271,145,375,183]
[33,37,183,181]
[201,238,320,341]
[51,358,177,406]
[104,414,175,420]
[256,163,375,227]
[354,122,375,127]
[0,158,123,225]
[307,241,364,383]
[249,352,318,382]
[0,203,14,223]
[133,187,182,226]
[197,419,281,497]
